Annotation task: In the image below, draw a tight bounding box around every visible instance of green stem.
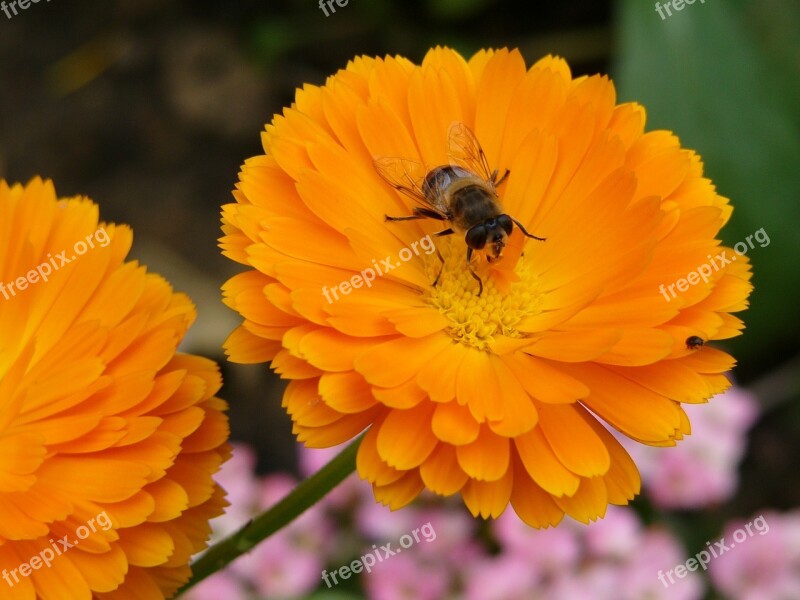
[177,435,362,595]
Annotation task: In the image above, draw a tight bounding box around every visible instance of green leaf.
[613,0,800,370]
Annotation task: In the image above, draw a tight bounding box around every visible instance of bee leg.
[432,247,445,287]
[385,215,423,222]
[510,217,546,241]
[494,168,510,187]
[385,207,448,222]
[427,231,453,288]
[469,268,484,296]
[465,247,484,296]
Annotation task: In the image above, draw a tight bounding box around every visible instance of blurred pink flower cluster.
[620,386,759,509]
[465,506,703,600]
[709,510,800,600]
[185,386,787,600]
[184,445,704,600]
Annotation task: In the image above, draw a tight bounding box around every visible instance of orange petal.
[376,403,437,470]
[456,426,510,482]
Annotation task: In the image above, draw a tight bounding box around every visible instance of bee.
[374,122,545,295]
[686,336,705,349]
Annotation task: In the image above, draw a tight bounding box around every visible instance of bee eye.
[497,214,513,235]
[465,225,488,250]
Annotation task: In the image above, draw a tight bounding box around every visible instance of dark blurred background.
[1,0,798,536]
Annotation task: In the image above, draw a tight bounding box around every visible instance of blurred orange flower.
[0,179,230,599]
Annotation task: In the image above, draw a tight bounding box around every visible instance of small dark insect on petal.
[686,336,705,349]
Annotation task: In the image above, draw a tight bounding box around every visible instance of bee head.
[466,215,513,259]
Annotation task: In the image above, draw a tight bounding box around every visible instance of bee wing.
[447,122,496,184]
[373,156,428,200]
[373,156,450,216]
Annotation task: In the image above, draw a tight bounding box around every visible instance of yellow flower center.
[423,236,544,351]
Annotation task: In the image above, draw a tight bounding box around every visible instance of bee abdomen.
[422,166,471,199]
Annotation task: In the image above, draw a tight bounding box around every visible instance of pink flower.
[626,528,704,600]
[182,571,248,600]
[412,505,480,566]
[646,443,737,509]
[583,506,642,559]
[217,443,260,504]
[546,564,620,600]
[709,511,800,600]
[364,552,450,600]
[250,541,323,598]
[356,497,475,566]
[483,507,706,600]
[356,498,424,541]
[492,511,580,577]
[210,443,261,536]
[701,386,759,434]
[462,554,538,600]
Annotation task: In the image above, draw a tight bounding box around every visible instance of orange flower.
[221,48,752,527]
[0,179,230,598]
